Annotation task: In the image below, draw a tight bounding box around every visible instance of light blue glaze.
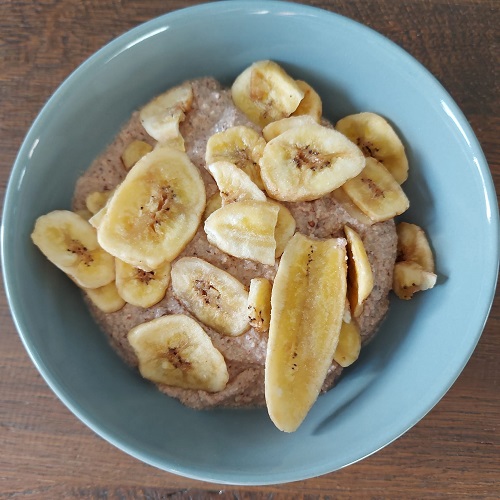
[2,0,498,485]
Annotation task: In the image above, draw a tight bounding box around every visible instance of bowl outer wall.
[2,0,499,485]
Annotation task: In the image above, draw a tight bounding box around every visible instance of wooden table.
[1,0,498,497]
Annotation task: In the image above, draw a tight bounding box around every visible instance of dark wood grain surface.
[1,0,499,498]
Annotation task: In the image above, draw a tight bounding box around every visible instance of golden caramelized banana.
[335,111,409,184]
[231,60,305,127]
[259,123,366,202]
[333,320,361,367]
[97,147,206,271]
[115,259,171,308]
[205,126,266,189]
[31,210,115,289]
[84,281,126,313]
[265,233,347,432]
[291,80,322,122]
[396,222,435,273]
[207,161,266,205]
[247,277,272,333]
[121,140,153,170]
[344,225,374,318]
[128,315,229,392]
[170,257,250,337]
[341,157,409,222]
[204,200,279,266]
[392,261,437,300]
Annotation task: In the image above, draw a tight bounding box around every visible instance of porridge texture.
[72,77,397,409]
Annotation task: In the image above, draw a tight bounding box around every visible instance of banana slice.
[115,259,171,308]
[291,80,322,122]
[84,281,126,313]
[74,208,93,221]
[204,200,279,266]
[262,115,318,142]
[341,157,409,222]
[265,233,347,432]
[85,189,115,215]
[331,188,375,226]
[128,314,229,392]
[333,320,361,367]
[396,222,435,273]
[344,225,374,318]
[335,112,409,184]
[139,83,193,143]
[31,210,115,289]
[205,126,266,189]
[231,60,305,127]
[203,191,222,221]
[171,257,250,337]
[393,260,437,300]
[247,277,272,333]
[259,123,366,202]
[121,140,153,170]
[267,199,296,258]
[97,147,206,271]
[207,161,267,205]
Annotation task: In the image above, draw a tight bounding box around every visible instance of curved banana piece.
[247,277,272,333]
[128,314,229,392]
[204,200,279,266]
[341,157,409,222]
[203,191,222,221]
[265,233,347,432]
[139,83,193,143]
[344,225,374,318]
[396,222,435,273]
[335,112,409,184]
[267,199,296,258]
[84,281,126,313]
[205,125,266,189]
[121,140,153,170]
[333,320,361,367]
[85,189,115,215]
[231,60,305,127]
[331,188,375,226]
[262,115,318,142]
[171,257,249,337]
[291,80,322,122]
[207,161,266,205]
[115,259,171,308]
[31,210,115,289]
[97,147,206,271]
[259,123,366,202]
[393,260,437,300]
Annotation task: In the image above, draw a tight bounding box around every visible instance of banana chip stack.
[32,60,437,432]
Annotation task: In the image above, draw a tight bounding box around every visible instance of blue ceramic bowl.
[2,0,498,485]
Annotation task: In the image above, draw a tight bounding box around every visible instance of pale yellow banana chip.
[341,157,409,222]
[331,188,375,226]
[207,161,266,205]
[97,147,206,271]
[333,320,361,367]
[262,115,318,142]
[139,83,193,143]
[205,126,266,189]
[396,222,435,273]
[170,257,249,337]
[31,210,115,289]
[259,123,366,202]
[291,80,322,122]
[128,314,229,392]
[265,233,347,432]
[267,199,296,258]
[393,261,437,300]
[203,191,222,221]
[84,281,126,313]
[121,140,153,170]
[231,60,305,127]
[115,259,171,308]
[85,189,115,215]
[344,225,374,318]
[336,112,409,184]
[247,277,272,333]
[204,200,279,266]
[74,208,94,221]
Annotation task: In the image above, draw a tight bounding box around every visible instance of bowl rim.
[2,0,499,485]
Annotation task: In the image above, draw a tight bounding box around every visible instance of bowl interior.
[2,0,498,485]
